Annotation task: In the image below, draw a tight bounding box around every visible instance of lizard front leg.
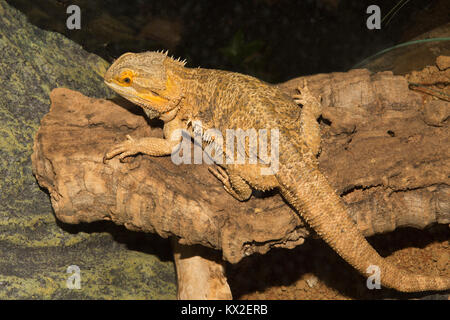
[209,165,252,201]
[104,116,183,162]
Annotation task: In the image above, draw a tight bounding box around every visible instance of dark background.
[6,0,450,83]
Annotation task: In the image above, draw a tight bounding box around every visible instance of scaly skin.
[103,51,450,292]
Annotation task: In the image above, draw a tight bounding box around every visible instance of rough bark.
[32,57,450,267]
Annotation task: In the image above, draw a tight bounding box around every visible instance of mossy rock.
[0,0,176,299]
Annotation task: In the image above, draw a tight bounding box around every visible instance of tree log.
[32,58,449,267]
[32,58,449,299]
[32,58,450,263]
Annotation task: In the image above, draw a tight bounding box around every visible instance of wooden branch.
[32,57,450,267]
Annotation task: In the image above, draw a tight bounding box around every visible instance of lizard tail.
[276,150,450,292]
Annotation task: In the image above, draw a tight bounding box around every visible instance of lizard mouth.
[104,80,165,100]
[104,80,176,119]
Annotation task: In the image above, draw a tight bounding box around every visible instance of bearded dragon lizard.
[103,51,450,292]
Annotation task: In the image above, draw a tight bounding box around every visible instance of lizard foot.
[208,166,252,201]
[103,135,140,163]
[293,80,322,117]
[208,165,233,191]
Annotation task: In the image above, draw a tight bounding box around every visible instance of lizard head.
[104,51,185,120]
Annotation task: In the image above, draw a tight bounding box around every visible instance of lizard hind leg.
[208,165,252,201]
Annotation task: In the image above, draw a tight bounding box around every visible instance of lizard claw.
[208,166,230,186]
[293,79,311,105]
[103,135,139,163]
[208,166,238,197]
[209,166,233,195]
[208,166,252,201]
[293,79,322,118]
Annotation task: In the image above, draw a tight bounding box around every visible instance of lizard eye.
[118,71,133,86]
[120,76,132,85]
